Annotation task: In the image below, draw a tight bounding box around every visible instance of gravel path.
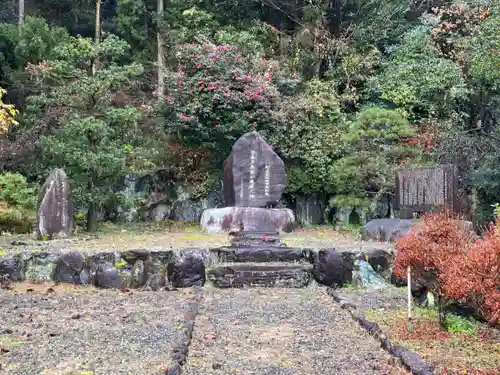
[337,286,408,311]
[0,282,195,375]
[184,285,410,375]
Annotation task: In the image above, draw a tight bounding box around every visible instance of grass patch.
[343,282,365,290]
[365,306,500,374]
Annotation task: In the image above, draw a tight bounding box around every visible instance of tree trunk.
[437,294,447,329]
[18,0,24,30]
[86,169,98,232]
[92,0,101,75]
[156,0,165,100]
[86,202,98,232]
[95,0,101,44]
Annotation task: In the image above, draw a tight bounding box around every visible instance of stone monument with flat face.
[224,131,287,207]
[201,131,295,233]
[394,164,459,219]
[36,168,74,239]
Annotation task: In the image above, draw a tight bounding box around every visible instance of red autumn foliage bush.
[394,212,471,297]
[443,220,500,325]
[394,212,500,325]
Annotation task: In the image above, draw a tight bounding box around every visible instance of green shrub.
[0,207,32,234]
[0,173,37,234]
[0,172,37,211]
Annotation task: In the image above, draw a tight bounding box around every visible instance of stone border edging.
[328,289,435,375]
[166,285,203,375]
[0,246,396,290]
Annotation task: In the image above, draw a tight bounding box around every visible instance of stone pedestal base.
[200,207,295,233]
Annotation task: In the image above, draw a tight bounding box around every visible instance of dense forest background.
[0,0,499,232]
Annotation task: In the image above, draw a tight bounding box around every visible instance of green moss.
[83,252,89,267]
[114,260,128,269]
[343,282,365,290]
[161,263,168,276]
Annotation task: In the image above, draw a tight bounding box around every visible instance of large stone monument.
[36,168,74,240]
[201,131,295,233]
[223,131,287,207]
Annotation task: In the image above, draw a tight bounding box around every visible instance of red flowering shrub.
[443,220,500,325]
[162,41,281,158]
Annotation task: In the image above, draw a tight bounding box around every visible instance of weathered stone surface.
[207,264,312,288]
[87,251,124,289]
[170,200,203,222]
[95,262,124,289]
[36,169,74,240]
[362,218,416,243]
[313,249,354,288]
[296,194,325,225]
[55,252,85,284]
[22,251,61,281]
[351,259,388,289]
[229,231,283,247]
[167,249,206,287]
[363,218,474,243]
[395,164,459,219]
[144,250,173,289]
[200,207,295,233]
[145,273,167,291]
[0,255,24,281]
[223,131,287,207]
[230,231,280,238]
[0,248,197,289]
[313,246,395,287]
[358,246,395,280]
[211,246,310,263]
[89,250,153,289]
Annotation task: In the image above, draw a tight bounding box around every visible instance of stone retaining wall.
[0,245,395,290]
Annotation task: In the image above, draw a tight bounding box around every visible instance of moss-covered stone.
[23,252,61,281]
[0,253,24,281]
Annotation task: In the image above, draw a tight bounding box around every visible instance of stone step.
[229,231,284,247]
[230,238,284,247]
[229,231,280,239]
[207,263,312,288]
[210,246,314,263]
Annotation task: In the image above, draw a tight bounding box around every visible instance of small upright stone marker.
[37,168,74,239]
[223,131,287,207]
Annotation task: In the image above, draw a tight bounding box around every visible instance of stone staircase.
[207,231,314,288]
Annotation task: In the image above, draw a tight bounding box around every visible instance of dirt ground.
[0,282,195,375]
[0,223,380,253]
[1,282,409,375]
